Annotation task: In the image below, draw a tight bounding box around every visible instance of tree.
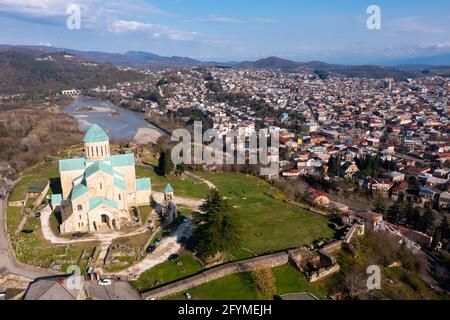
[404,201,415,227]
[327,156,339,176]
[251,264,277,298]
[343,269,366,299]
[440,216,450,241]
[386,203,401,224]
[192,189,241,259]
[372,196,387,215]
[431,228,442,251]
[419,209,435,235]
[159,150,174,176]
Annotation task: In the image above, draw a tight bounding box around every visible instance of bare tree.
[251,264,277,298]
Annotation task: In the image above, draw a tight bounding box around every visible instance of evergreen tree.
[193,189,241,259]
[386,203,401,224]
[159,150,174,176]
[431,228,442,250]
[372,196,387,215]
[440,216,450,241]
[413,208,421,230]
[419,209,435,235]
[404,201,415,227]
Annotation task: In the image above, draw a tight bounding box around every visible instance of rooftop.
[83,124,109,143]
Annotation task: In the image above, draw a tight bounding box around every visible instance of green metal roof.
[114,178,127,190]
[83,124,109,143]
[110,154,135,167]
[164,183,174,193]
[51,194,62,206]
[136,178,151,191]
[85,161,113,178]
[59,158,86,172]
[89,197,118,211]
[71,182,88,200]
[27,181,48,193]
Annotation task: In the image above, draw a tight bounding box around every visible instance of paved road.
[0,197,48,279]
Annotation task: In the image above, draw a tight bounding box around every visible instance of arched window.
[96,146,99,157]
[100,183,103,190]
[77,205,83,211]
[118,194,121,201]
[91,146,94,157]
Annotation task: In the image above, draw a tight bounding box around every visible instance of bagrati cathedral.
[51,124,152,235]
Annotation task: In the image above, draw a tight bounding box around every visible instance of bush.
[251,264,276,298]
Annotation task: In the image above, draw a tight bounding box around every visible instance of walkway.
[0,197,49,279]
[40,205,149,245]
[184,172,216,190]
[115,221,192,278]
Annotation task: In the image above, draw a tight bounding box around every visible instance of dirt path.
[115,221,192,278]
[152,192,203,210]
[184,172,216,190]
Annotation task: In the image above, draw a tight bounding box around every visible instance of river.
[63,96,166,144]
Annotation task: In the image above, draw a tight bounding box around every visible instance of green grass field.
[10,214,98,269]
[9,161,59,202]
[7,161,98,269]
[167,264,328,300]
[133,254,203,293]
[197,173,334,259]
[136,167,209,199]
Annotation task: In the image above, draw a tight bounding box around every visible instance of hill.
[1,44,449,80]
[236,57,422,79]
[0,48,145,95]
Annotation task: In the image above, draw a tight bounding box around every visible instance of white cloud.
[108,19,199,41]
[386,17,444,34]
[37,41,53,46]
[189,15,276,25]
[0,0,167,18]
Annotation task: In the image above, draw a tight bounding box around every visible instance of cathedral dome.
[84,124,109,143]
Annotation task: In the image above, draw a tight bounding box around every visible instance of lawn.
[197,173,334,259]
[167,264,328,300]
[9,161,59,202]
[10,214,98,269]
[169,273,264,300]
[7,161,98,269]
[133,253,203,293]
[135,167,209,200]
[138,205,153,224]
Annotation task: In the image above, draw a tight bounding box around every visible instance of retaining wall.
[142,252,289,300]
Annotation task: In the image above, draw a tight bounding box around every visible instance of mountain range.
[0,45,449,88]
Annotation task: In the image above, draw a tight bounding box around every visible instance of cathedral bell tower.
[83,124,110,161]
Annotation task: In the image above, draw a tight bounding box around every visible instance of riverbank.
[63,96,167,145]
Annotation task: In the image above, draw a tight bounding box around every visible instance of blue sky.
[0,0,449,63]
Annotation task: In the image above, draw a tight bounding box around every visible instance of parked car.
[162,231,171,238]
[21,229,34,234]
[177,236,187,244]
[72,232,87,238]
[0,292,6,300]
[154,238,161,245]
[182,216,190,223]
[168,254,179,262]
[98,279,112,286]
[185,292,192,300]
[146,245,156,254]
[51,263,61,271]
[35,212,41,219]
